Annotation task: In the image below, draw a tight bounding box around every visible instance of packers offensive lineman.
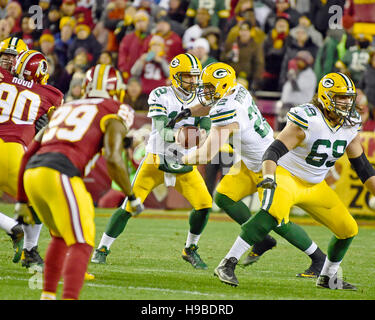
[179,62,326,278]
[91,53,213,269]
[214,72,375,290]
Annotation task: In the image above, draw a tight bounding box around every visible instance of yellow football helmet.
[169,53,202,94]
[318,72,357,121]
[198,62,237,106]
[0,37,28,71]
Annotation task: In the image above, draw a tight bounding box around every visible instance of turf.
[0,203,374,301]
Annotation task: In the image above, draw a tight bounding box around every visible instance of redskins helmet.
[169,53,202,94]
[12,50,49,84]
[0,37,28,71]
[83,64,126,102]
[318,72,357,121]
[198,62,237,106]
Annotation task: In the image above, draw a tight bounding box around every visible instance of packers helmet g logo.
[213,69,228,79]
[322,78,334,88]
[170,58,180,68]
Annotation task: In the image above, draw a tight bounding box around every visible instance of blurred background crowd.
[3,0,375,209]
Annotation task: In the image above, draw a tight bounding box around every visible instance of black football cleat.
[214,257,239,287]
[316,274,357,290]
[242,235,277,266]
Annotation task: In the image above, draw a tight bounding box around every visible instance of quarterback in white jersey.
[182,62,327,277]
[92,53,213,270]
[216,72,375,290]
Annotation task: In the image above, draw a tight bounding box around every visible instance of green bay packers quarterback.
[215,72,375,289]
[181,62,326,277]
[92,53,212,269]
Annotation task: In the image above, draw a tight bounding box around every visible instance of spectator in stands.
[262,15,291,91]
[14,14,39,49]
[201,26,221,60]
[67,22,102,67]
[167,0,188,24]
[359,50,375,111]
[336,33,372,86]
[224,0,256,36]
[6,0,22,34]
[146,15,184,62]
[190,37,216,68]
[123,77,149,111]
[45,53,71,94]
[344,0,375,36]
[264,0,301,34]
[98,50,114,65]
[277,50,316,130]
[155,9,185,38]
[39,30,56,56]
[278,25,318,90]
[117,9,151,83]
[0,18,11,41]
[54,16,76,67]
[103,0,127,53]
[65,71,85,102]
[113,4,137,46]
[356,88,375,131]
[131,35,169,95]
[0,0,8,20]
[45,5,62,35]
[221,20,264,91]
[184,0,229,29]
[65,47,91,84]
[182,7,211,51]
[290,13,323,48]
[60,0,77,18]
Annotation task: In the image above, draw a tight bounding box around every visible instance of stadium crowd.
[1,0,373,118]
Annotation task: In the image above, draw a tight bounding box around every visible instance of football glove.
[35,114,49,134]
[128,194,144,216]
[166,108,191,129]
[256,175,277,189]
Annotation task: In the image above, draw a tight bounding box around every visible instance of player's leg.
[0,140,24,262]
[299,181,358,290]
[92,154,164,263]
[175,167,212,269]
[215,161,277,265]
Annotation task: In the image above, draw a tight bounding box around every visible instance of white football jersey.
[209,84,274,172]
[278,104,362,184]
[146,86,200,156]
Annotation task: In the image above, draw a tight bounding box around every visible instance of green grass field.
[0,203,374,301]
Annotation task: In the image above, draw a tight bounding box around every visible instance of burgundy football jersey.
[0,66,63,147]
[37,97,135,176]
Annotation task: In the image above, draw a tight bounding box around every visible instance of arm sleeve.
[153,115,175,142]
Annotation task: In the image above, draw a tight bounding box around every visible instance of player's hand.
[35,114,49,134]
[128,195,144,216]
[256,175,277,189]
[14,202,35,225]
[166,108,192,129]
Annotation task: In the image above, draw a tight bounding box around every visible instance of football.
[176,126,200,149]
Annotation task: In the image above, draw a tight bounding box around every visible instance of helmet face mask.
[197,62,237,107]
[318,72,357,123]
[169,53,202,95]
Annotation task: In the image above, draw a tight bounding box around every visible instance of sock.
[185,232,200,247]
[22,223,42,251]
[104,208,132,238]
[319,257,342,278]
[307,244,326,263]
[214,192,251,224]
[188,208,210,235]
[98,233,117,250]
[0,212,18,234]
[327,236,354,262]
[225,236,251,260]
[62,243,92,300]
[240,209,278,245]
[43,236,68,294]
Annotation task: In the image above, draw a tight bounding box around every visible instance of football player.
[0,40,63,266]
[178,62,326,278]
[91,53,212,269]
[214,72,375,290]
[18,64,141,300]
